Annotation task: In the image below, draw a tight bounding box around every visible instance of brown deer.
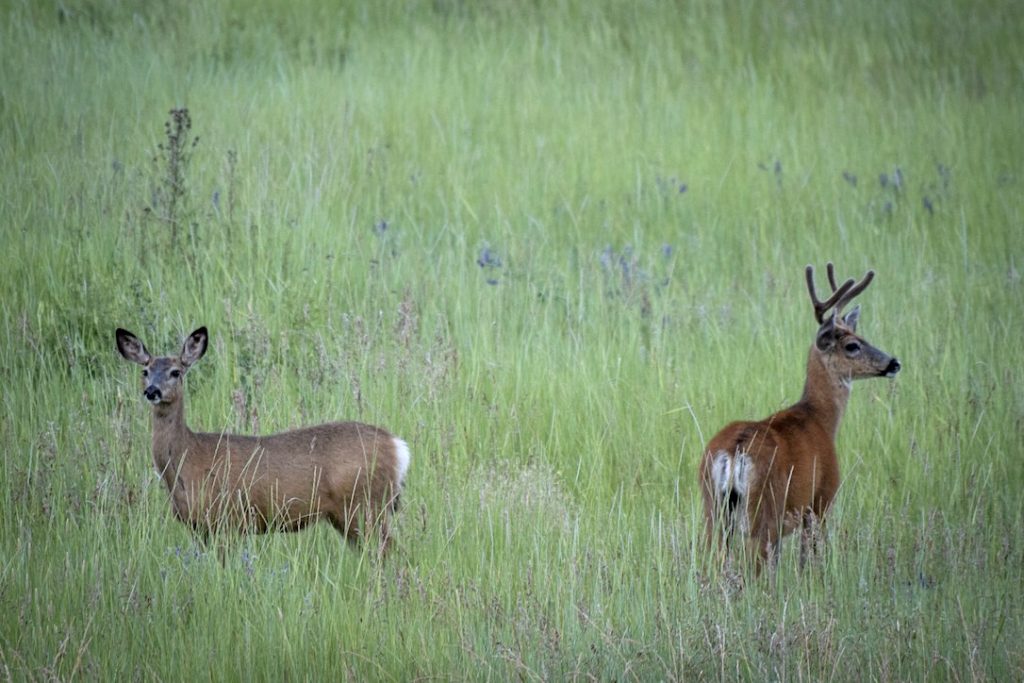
[116,326,410,555]
[698,263,900,573]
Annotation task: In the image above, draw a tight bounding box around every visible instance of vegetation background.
[1,0,1021,679]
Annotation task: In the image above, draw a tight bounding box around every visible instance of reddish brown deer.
[699,263,900,573]
[116,326,410,555]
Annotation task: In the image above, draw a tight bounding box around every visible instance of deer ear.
[815,315,837,351]
[843,305,861,331]
[180,327,208,367]
[116,328,151,365]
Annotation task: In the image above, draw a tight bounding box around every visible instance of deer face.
[137,357,188,404]
[815,308,901,382]
[116,327,209,405]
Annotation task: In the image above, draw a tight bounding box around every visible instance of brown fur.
[117,327,409,554]
[698,264,899,573]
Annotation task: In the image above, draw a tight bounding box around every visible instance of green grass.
[2,0,1022,679]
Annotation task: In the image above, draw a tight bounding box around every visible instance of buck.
[116,326,410,554]
[699,263,900,573]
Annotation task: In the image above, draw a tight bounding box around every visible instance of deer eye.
[170,369,181,378]
[844,341,861,355]
[141,369,149,378]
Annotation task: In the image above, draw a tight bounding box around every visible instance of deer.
[115,326,411,556]
[698,263,901,574]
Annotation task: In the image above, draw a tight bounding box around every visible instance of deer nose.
[884,358,901,377]
[144,387,163,402]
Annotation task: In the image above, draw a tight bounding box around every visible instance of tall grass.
[2,0,1022,679]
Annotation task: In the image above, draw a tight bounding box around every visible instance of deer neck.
[150,399,194,480]
[797,345,851,441]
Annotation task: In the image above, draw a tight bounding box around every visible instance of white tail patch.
[393,437,411,486]
[710,449,752,498]
[711,452,732,496]
[733,452,751,495]
[710,449,754,535]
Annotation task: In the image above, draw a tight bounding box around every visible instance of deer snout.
[883,358,901,377]
[144,386,163,403]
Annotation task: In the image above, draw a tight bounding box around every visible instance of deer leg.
[327,506,362,547]
[373,511,392,559]
[362,501,393,559]
[707,514,731,569]
[189,526,230,567]
[702,483,738,571]
[799,509,826,571]
[751,534,780,577]
[214,539,229,568]
[748,509,782,578]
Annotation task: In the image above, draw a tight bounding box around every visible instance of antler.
[805,262,874,323]
[833,268,874,318]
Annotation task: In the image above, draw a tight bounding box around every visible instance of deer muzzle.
[882,358,901,377]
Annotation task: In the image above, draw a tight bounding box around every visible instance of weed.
[144,108,200,251]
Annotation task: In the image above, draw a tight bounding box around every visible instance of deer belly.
[165,473,325,533]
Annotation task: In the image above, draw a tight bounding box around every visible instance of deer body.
[699,264,900,571]
[118,327,410,551]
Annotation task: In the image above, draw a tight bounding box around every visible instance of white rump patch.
[710,449,754,535]
[711,451,732,495]
[393,437,411,486]
[710,449,752,497]
[733,452,752,495]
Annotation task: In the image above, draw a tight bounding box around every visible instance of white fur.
[734,453,752,533]
[710,449,753,535]
[711,451,732,495]
[733,452,751,496]
[393,437,411,486]
[710,449,752,497]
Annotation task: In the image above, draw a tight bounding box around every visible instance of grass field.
[2,0,1022,679]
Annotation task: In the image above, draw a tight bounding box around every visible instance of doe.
[698,263,900,573]
[116,326,410,555]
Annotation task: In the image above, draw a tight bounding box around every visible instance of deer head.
[805,263,901,382]
[116,327,209,406]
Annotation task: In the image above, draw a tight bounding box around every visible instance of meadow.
[1,0,1022,679]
